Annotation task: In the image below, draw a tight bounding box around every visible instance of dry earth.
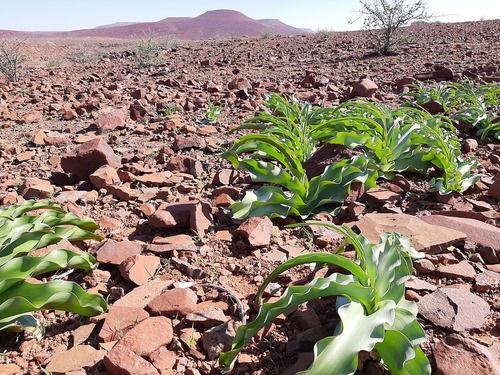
[0,20,499,375]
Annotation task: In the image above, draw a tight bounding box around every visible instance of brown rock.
[475,270,500,292]
[190,201,213,237]
[105,184,140,201]
[61,138,121,179]
[354,213,466,253]
[420,215,500,250]
[228,76,252,91]
[17,177,54,199]
[96,107,127,132]
[201,320,240,360]
[434,334,500,375]
[113,280,174,308]
[350,78,378,98]
[98,306,150,342]
[118,316,173,357]
[0,364,21,374]
[119,255,161,286]
[304,144,357,179]
[148,202,195,228]
[45,345,105,374]
[104,342,159,375]
[236,216,274,247]
[438,261,476,280]
[89,164,120,189]
[172,135,206,151]
[96,239,144,265]
[213,169,237,185]
[417,287,490,332]
[488,179,500,198]
[146,288,198,318]
[185,307,227,328]
[165,155,202,177]
[135,172,173,187]
[148,346,176,371]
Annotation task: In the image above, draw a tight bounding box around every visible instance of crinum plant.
[220,221,430,374]
[0,200,107,337]
[220,94,374,219]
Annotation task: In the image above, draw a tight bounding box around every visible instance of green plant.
[352,0,433,55]
[0,200,107,337]
[0,38,26,82]
[67,46,95,64]
[401,81,459,113]
[161,103,182,116]
[136,36,162,68]
[203,98,223,124]
[220,221,430,374]
[220,95,375,218]
[316,28,336,39]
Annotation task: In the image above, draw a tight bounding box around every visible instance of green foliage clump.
[220,221,430,375]
[0,200,107,337]
[136,36,163,68]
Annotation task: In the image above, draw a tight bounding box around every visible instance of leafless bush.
[0,38,26,82]
[353,0,433,55]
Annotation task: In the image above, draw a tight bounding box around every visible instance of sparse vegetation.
[67,46,95,64]
[0,200,107,337]
[353,0,433,55]
[0,38,26,82]
[221,222,430,374]
[136,35,163,68]
[316,27,336,39]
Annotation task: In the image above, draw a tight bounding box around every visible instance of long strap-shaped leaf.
[219,274,374,371]
[0,279,107,321]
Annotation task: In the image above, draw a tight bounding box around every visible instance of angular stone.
[172,135,206,151]
[212,169,237,185]
[148,346,176,371]
[228,76,252,91]
[45,345,105,374]
[96,239,144,265]
[418,287,490,332]
[438,261,476,280]
[170,257,205,279]
[118,316,173,357]
[61,138,121,179]
[89,164,120,189]
[146,288,198,318]
[72,323,96,346]
[105,184,140,201]
[135,172,173,187]
[354,213,466,253]
[420,215,500,250]
[98,306,150,342]
[475,270,500,292]
[350,78,378,98]
[17,177,54,199]
[0,364,21,375]
[147,202,195,228]
[96,107,128,132]
[236,216,274,247]
[104,342,159,375]
[185,307,227,328]
[113,280,174,308]
[434,334,500,375]
[488,179,500,198]
[119,255,161,286]
[190,201,213,237]
[201,320,240,360]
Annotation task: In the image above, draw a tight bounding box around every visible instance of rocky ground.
[0,19,499,375]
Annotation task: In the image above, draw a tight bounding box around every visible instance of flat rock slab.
[434,334,500,375]
[417,287,490,332]
[353,213,466,253]
[113,280,174,308]
[420,214,500,250]
[46,345,105,374]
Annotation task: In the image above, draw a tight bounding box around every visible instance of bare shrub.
[353,0,433,55]
[0,38,26,82]
[136,36,163,68]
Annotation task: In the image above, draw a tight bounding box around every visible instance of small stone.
[119,255,161,286]
[438,261,476,280]
[146,288,198,317]
[45,345,105,374]
[201,320,240,360]
[350,78,378,98]
[236,216,274,247]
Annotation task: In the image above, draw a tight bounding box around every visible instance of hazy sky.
[1,0,499,32]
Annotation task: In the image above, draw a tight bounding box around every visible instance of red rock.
[118,316,173,357]
[420,215,500,250]
[361,187,400,207]
[213,193,234,207]
[30,130,46,145]
[148,346,176,371]
[434,334,500,375]
[438,261,476,280]
[61,138,121,179]
[201,320,240,360]
[17,177,54,199]
[148,202,195,228]
[18,111,42,124]
[474,270,500,292]
[96,107,128,132]
[45,345,105,374]
[96,239,144,265]
[417,287,490,332]
[105,184,140,201]
[414,258,435,274]
[185,307,227,328]
[433,67,454,80]
[135,172,173,187]
[113,280,174,308]
[190,201,213,237]
[213,169,237,185]
[236,216,274,247]
[89,164,120,189]
[464,138,479,153]
[98,306,150,342]
[62,108,78,120]
[488,179,500,198]
[104,342,159,375]
[119,255,161,285]
[129,101,150,122]
[16,151,35,162]
[354,213,466,253]
[0,364,21,374]
[165,155,202,176]
[146,288,198,318]
[172,134,206,151]
[350,78,378,98]
[228,76,252,91]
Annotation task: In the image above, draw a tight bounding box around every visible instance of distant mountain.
[0,9,311,40]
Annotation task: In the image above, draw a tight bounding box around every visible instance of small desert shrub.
[136,36,163,68]
[0,38,26,82]
[68,46,95,64]
[316,27,336,39]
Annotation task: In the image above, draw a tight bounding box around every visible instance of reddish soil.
[0,19,499,375]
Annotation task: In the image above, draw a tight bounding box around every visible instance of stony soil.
[0,20,499,375]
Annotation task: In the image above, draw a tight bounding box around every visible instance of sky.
[1,0,499,32]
